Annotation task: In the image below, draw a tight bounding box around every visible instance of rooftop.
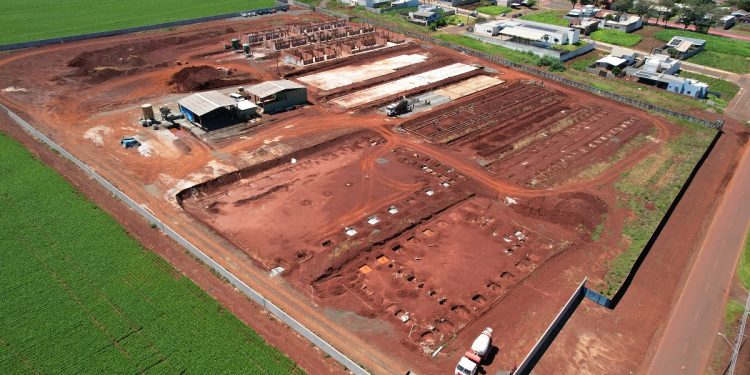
[178,91,237,116]
[246,80,306,99]
[499,26,549,41]
[597,56,627,66]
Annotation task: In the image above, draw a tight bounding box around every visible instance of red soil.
[0,112,348,375]
[0,12,717,375]
[168,65,259,92]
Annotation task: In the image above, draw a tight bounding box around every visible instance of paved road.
[646,139,750,374]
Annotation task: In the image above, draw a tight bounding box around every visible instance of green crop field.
[0,132,303,374]
[590,30,642,47]
[0,0,275,45]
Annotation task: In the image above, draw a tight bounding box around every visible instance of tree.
[526,0,538,7]
[655,0,676,27]
[612,0,634,16]
[726,0,750,12]
[677,0,728,33]
[631,0,655,19]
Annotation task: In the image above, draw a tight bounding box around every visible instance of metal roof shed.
[245,80,308,114]
[178,91,238,130]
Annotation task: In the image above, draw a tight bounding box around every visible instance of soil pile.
[513,192,607,231]
[168,66,259,92]
[66,32,222,82]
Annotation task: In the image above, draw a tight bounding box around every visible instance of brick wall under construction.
[281,30,406,67]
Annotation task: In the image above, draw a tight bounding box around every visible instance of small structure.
[565,4,598,19]
[245,80,307,114]
[600,13,643,33]
[178,91,240,130]
[409,9,440,25]
[587,47,638,77]
[595,55,629,70]
[390,0,419,8]
[718,15,736,30]
[629,71,708,98]
[640,53,681,74]
[236,100,259,120]
[120,137,140,149]
[654,36,706,60]
[569,17,600,35]
[622,53,708,98]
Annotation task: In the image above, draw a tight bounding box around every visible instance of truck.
[385,98,413,117]
[454,327,493,375]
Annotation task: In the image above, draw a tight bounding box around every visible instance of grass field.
[0,0,275,44]
[740,228,750,289]
[476,5,512,15]
[590,29,642,47]
[653,29,750,74]
[0,132,303,374]
[520,11,569,26]
[602,122,715,296]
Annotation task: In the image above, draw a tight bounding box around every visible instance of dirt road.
[646,140,750,374]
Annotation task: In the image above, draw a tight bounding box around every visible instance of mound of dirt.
[168,65,259,92]
[66,31,222,82]
[512,192,607,231]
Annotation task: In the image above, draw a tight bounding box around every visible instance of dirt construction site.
[0,9,705,375]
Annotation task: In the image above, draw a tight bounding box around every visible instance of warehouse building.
[178,91,239,131]
[245,80,307,114]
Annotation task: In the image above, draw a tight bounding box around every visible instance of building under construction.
[239,20,406,66]
[281,29,406,66]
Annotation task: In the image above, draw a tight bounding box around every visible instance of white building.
[474,20,579,45]
[600,13,643,33]
[641,53,681,75]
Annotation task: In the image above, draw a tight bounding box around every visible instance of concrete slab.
[331,63,478,109]
[434,75,504,100]
[297,54,428,91]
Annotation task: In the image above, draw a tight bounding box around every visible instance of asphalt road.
[646,139,750,374]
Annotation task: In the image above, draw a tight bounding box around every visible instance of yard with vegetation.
[0,132,303,374]
[520,10,569,26]
[330,1,430,33]
[476,5,512,16]
[590,29,642,47]
[563,54,717,113]
[654,29,750,74]
[678,71,740,108]
[602,122,716,296]
[0,0,275,44]
[436,33,542,65]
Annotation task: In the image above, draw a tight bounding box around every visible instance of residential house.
[718,15,736,29]
[653,36,706,59]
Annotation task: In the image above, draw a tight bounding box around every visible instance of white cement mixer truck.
[454,327,493,375]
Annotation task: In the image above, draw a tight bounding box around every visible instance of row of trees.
[569,0,731,34]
